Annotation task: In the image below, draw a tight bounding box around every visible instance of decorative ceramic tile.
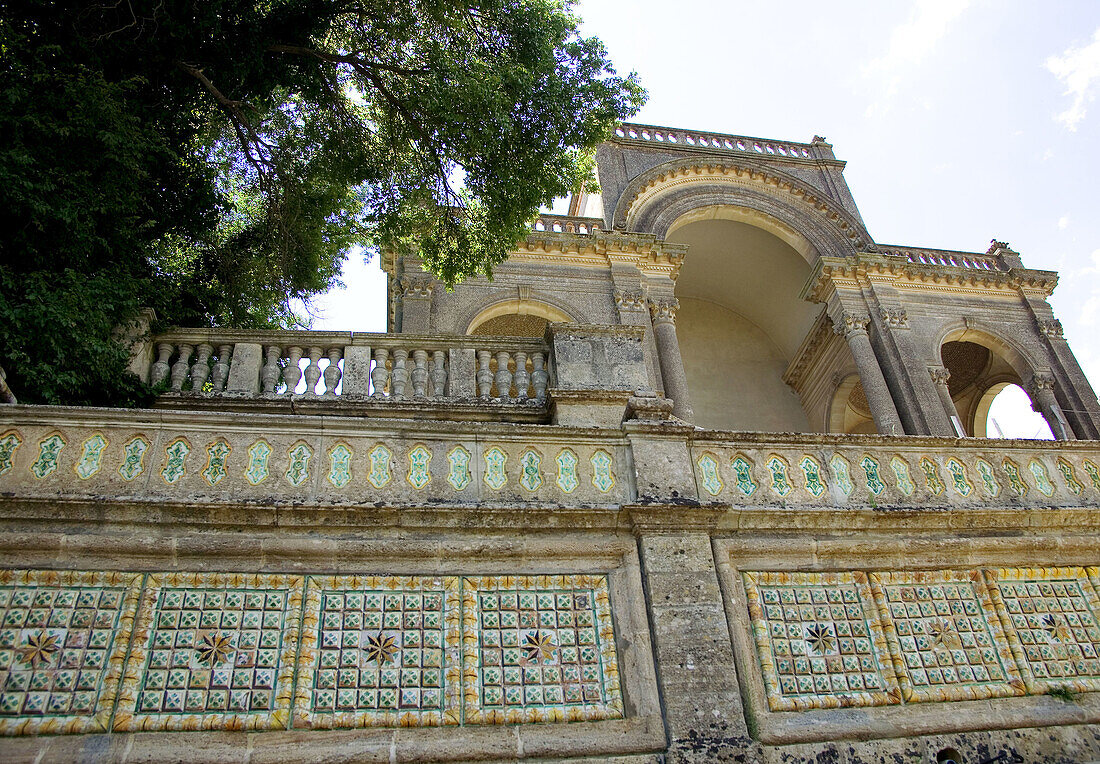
[327,443,352,489]
[30,434,65,480]
[1001,458,1028,496]
[732,455,758,496]
[868,571,1024,702]
[590,450,615,493]
[447,446,471,491]
[407,445,432,490]
[160,438,190,485]
[742,571,899,711]
[202,440,231,487]
[519,449,542,492]
[829,455,852,497]
[799,456,825,498]
[985,567,1100,694]
[0,430,21,476]
[945,458,972,497]
[697,453,723,497]
[484,447,507,490]
[860,455,885,496]
[114,573,304,732]
[74,434,108,480]
[118,436,150,482]
[285,443,313,487]
[1056,458,1083,496]
[890,457,915,497]
[0,570,142,735]
[975,458,1000,498]
[1084,460,1100,493]
[245,440,271,485]
[766,456,792,498]
[294,576,461,729]
[367,444,392,489]
[1028,460,1055,497]
[462,575,623,724]
[919,457,944,496]
[555,449,578,493]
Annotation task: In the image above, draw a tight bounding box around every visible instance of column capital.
[614,289,647,312]
[879,307,908,329]
[928,365,951,386]
[1036,318,1064,338]
[399,276,435,299]
[1029,371,1057,393]
[833,311,870,338]
[648,297,680,324]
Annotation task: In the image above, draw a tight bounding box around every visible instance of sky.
[304,0,1100,437]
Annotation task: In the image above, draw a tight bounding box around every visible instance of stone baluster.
[833,312,903,435]
[151,343,173,386]
[371,348,390,397]
[303,347,323,395]
[190,343,213,392]
[323,348,342,397]
[410,349,429,397]
[531,352,549,400]
[1028,372,1075,440]
[170,344,193,392]
[283,346,304,395]
[648,298,694,423]
[494,351,514,399]
[513,351,530,400]
[928,366,964,436]
[391,348,409,398]
[476,350,494,399]
[430,351,447,398]
[260,346,282,395]
[210,344,232,393]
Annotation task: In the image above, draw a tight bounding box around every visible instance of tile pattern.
[868,571,1024,702]
[31,434,65,480]
[74,434,108,480]
[985,567,1100,694]
[447,446,471,491]
[113,573,304,732]
[743,571,899,711]
[555,448,578,493]
[0,431,21,476]
[697,453,722,496]
[0,570,142,735]
[118,436,150,482]
[799,456,825,497]
[462,575,623,724]
[294,576,461,729]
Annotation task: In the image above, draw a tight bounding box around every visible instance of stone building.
[2,123,1100,762]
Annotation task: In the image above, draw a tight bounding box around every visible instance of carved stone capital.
[614,289,647,312]
[879,307,908,329]
[1036,318,1064,338]
[928,366,951,386]
[833,311,870,338]
[399,277,435,299]
[648,298,680,324]
[1029,372,1056,393]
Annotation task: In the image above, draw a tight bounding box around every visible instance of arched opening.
[668,214,817,431]
[827,374,877,434]
[467,300,573,337]
[978,383,1054,439]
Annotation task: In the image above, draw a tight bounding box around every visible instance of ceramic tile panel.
[294,576,461,729]
[868,571,1024,702]
[113,573,304,732]
[743,571,899,711]
[0,570,142,735]
[462,575,623,724]
[985,567,1100,694]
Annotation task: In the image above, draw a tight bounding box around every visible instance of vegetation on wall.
[0,0,645,405]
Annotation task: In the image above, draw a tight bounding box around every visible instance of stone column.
[648,298,694,423]
[834,311,904,435]
[398,276,434,334]
[1028,371,1075,440]
[928,365,965,436]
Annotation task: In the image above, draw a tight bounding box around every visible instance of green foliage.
[0,0,645,405]
[1047,685,1077,702]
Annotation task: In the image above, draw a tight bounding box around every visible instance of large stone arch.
[933,320,1044,383]
[611,158,871,259]
[463,295,577,336]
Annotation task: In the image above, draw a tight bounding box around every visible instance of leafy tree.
[0,0,645,405]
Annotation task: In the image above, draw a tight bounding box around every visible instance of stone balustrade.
[531,214,602,235]
[877,244,1006,271]
[614,122,817,160]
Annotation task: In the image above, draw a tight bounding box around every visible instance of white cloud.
[862,0,971,116]
[1046,28,1100,131]
[1058,214,1070,230]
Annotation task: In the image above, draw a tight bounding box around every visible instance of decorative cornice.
[648,298,680,324]
[782,310,835,389]
[511,230,688,281]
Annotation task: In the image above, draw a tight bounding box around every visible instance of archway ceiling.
[668,219,819,359]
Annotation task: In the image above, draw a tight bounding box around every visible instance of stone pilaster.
[1028,371,1075,440]
[928,365,964,436]
[615,287,663,392]
[648,298,694,424]
[833,311,904,435]
[398,276,435,334]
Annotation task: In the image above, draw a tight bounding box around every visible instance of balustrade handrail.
[152,328,548,354]
[614,122,818,160]
[531,213,603,235]
[877,244,1006,272]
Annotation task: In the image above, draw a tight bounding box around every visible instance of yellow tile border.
[868,570,1025,703]
[0,569,142,736]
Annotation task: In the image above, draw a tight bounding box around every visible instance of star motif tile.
[294,576,461,729]
[0,570,142,735]
[743,571,900,711]
[462,575,623,724]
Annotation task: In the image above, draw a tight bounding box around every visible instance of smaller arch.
[667,204,816,264]
[466,298,575,336]
[934,320,1040,383]
[826,371,876,435]
[969,376,1018,438]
